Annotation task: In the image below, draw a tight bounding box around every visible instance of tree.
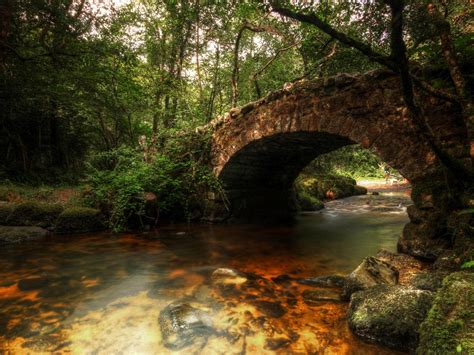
[270,0,473,202]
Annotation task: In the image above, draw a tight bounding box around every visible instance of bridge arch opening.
[218,131,400,222]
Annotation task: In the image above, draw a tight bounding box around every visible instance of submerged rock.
[18,277,50,291]
[211,268,247,285]
[417,272,474,355]
[348,285,433,352]
[254,300,286,318]
[302,289,342,304]
[298,275,346,288]
[341,256,398,300]
[0,226,48,244]
[159,302,213,350]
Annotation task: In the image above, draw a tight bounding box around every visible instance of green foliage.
[86,145,221,231]
[461,261,474,270]
[307,145,396,179]
[297,191,324,211]
[295,171,366,211]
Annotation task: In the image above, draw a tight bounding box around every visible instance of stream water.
[0,191,411,354]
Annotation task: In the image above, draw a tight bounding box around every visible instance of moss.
[353,185,368,195]
[297,191,324,211]
[0,226,48,244]
[6,201,63,227]
[55,207,104,233]
[348,285,433,352]
[0,204,13,224]
[295,173,364,205]
[417,272,474,355]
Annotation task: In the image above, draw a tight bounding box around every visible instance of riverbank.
[357,178,411,193]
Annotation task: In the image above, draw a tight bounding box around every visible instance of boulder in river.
[348,285,433,352]
[159,301,213,350]
[341,256,398,300]
[211,268,247,285]
[0,226,48,244]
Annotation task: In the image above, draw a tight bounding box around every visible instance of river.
[0,191,411,354]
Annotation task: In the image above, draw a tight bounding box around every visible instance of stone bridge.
[208,70,468,259]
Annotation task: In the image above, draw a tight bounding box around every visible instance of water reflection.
[0,193,409,354]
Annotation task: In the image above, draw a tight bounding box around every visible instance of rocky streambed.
[0,192,471,354]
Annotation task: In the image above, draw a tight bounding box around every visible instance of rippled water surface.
[0,192,410,354]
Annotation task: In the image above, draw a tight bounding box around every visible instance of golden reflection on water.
[0,194,410,354]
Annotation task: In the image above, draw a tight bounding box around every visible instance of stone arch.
[209,70,467,228]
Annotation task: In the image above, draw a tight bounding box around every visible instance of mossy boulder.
[417,272,474,355]
[295,174,366,211]
[353,185,368,196]
[55,207,104,233]
[0,226,49,244]
[297,191,324,211]
[6,201,63,227]
[410,272,447,292]
[0,204,13,224]
[348,285,433,352]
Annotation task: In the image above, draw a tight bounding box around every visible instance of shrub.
[86,146,221,231]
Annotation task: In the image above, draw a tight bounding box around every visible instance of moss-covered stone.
[410,272,447,292]
[297,191,324,211]
[349,285,433,352]
[55,207,104,233]
[417,272,474,355]
[353,185,368,195]
[6,201,63,227]
[295,174,366,212]
[0,204,13,224]
[0,226,49,244]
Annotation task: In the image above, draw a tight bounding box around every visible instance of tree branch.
[271,3,397,71]
[231,21,285,107]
